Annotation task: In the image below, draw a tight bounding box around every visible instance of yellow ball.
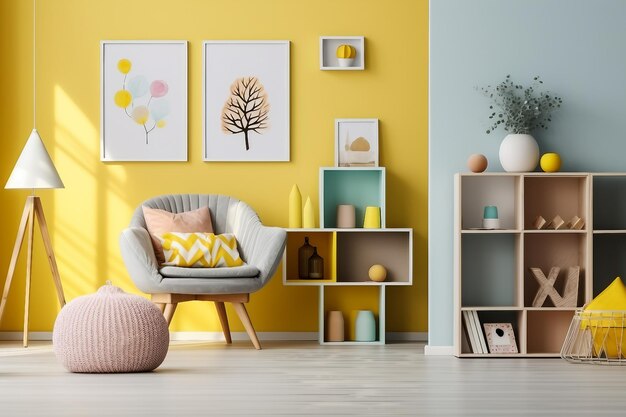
[540,152,561,172]
[368,264,387,282]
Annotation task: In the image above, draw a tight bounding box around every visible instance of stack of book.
[462,310,488,354]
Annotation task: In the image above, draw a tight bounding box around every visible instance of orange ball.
[467,154,488,173]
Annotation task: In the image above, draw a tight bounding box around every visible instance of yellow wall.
[0,0,428,334]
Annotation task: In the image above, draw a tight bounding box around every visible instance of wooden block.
[567,216,585,230]
[550,266,579,308]
[530,266,580,308]
[530,267,560,307]
[533,215,547,230]
[546,215,565,230]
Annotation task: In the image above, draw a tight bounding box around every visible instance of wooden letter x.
[530,266,580,308]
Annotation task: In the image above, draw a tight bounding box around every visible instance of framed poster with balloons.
[100,41,187,161]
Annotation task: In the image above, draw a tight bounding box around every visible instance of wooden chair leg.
[154,303,166,314]
[163,303,177,325]
[214,302,232,344]
[232,302,261,350]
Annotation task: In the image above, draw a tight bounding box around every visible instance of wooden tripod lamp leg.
[0,196,67,348]
[0,198,34,327]
[23,202,35,347]
[33,198,66,308]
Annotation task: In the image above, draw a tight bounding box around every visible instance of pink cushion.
[142,206,214,265]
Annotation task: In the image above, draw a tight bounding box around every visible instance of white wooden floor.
[1,341,626,416]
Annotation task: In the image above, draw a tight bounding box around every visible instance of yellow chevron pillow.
[157,232,244,268]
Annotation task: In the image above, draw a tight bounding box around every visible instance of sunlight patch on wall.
[53,85,100,299]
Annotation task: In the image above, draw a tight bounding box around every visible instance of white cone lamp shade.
[5,129,64,189]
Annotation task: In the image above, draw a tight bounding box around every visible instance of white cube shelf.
[320,36,365,70]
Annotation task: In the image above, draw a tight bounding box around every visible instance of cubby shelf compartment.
[523,233,586,308]
[320,285,385,345]
[593,234,626,297]
[320,36,365,70]
[319,168,385,229]
[461,174,521,230]
[454,173,599,358]
[592,175,626,230]
[524,174,588,230]
[461,233,520,308]
[526,310,574,355]
[458,309,525,356]
[283,228,412,344]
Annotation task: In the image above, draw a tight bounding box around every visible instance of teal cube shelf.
[319,167,386,228]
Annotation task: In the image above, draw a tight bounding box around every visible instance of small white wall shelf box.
[320,36,365,70]
[454,172,626,357]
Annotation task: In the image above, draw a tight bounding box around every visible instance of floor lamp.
[0,0,66,347]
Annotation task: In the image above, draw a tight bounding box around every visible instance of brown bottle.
[298,237,315,279]
[308,247,324,279]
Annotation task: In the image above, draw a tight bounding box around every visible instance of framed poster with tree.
[101,41,188,161]
[203,41,290,161]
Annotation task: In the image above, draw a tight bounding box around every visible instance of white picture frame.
[203,41,290,162]
[100,41,188,161]
[335,119,379,167]
[483,323,518,354]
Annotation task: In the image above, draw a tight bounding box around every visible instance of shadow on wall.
[52,85,210,332]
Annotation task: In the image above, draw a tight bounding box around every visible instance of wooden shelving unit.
[283,167,412,345]
[454,172,626,357]
[283,228,412,344]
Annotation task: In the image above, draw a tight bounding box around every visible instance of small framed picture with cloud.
[483,323,518,354]
[335,119,379,167]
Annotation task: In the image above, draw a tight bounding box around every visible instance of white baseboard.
[424,345,454,356]
[169,332,320,341]
[0,331,428,342]
[0,332,52,341]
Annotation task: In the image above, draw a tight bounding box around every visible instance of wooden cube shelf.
[283,228,412,344]
[453,172,623,357]
[320,167,385,228]
[284,166,411,345]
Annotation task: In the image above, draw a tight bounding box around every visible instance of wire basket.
[561,309,626,365]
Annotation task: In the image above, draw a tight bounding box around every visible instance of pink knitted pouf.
[53,283,169,373]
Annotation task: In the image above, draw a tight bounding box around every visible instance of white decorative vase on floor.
[499,134,539,172]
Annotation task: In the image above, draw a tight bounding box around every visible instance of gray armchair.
[119,194,286,349]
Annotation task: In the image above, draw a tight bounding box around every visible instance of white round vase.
[499,134,540,172]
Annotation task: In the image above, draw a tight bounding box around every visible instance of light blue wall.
[429,0,626,346]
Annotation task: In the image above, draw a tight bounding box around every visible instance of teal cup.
[483,205,498,219]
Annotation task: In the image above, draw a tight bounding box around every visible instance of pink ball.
[150,80,169,97]
[467,154,488,173]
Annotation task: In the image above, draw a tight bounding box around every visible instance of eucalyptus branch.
[478,75,562,135]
